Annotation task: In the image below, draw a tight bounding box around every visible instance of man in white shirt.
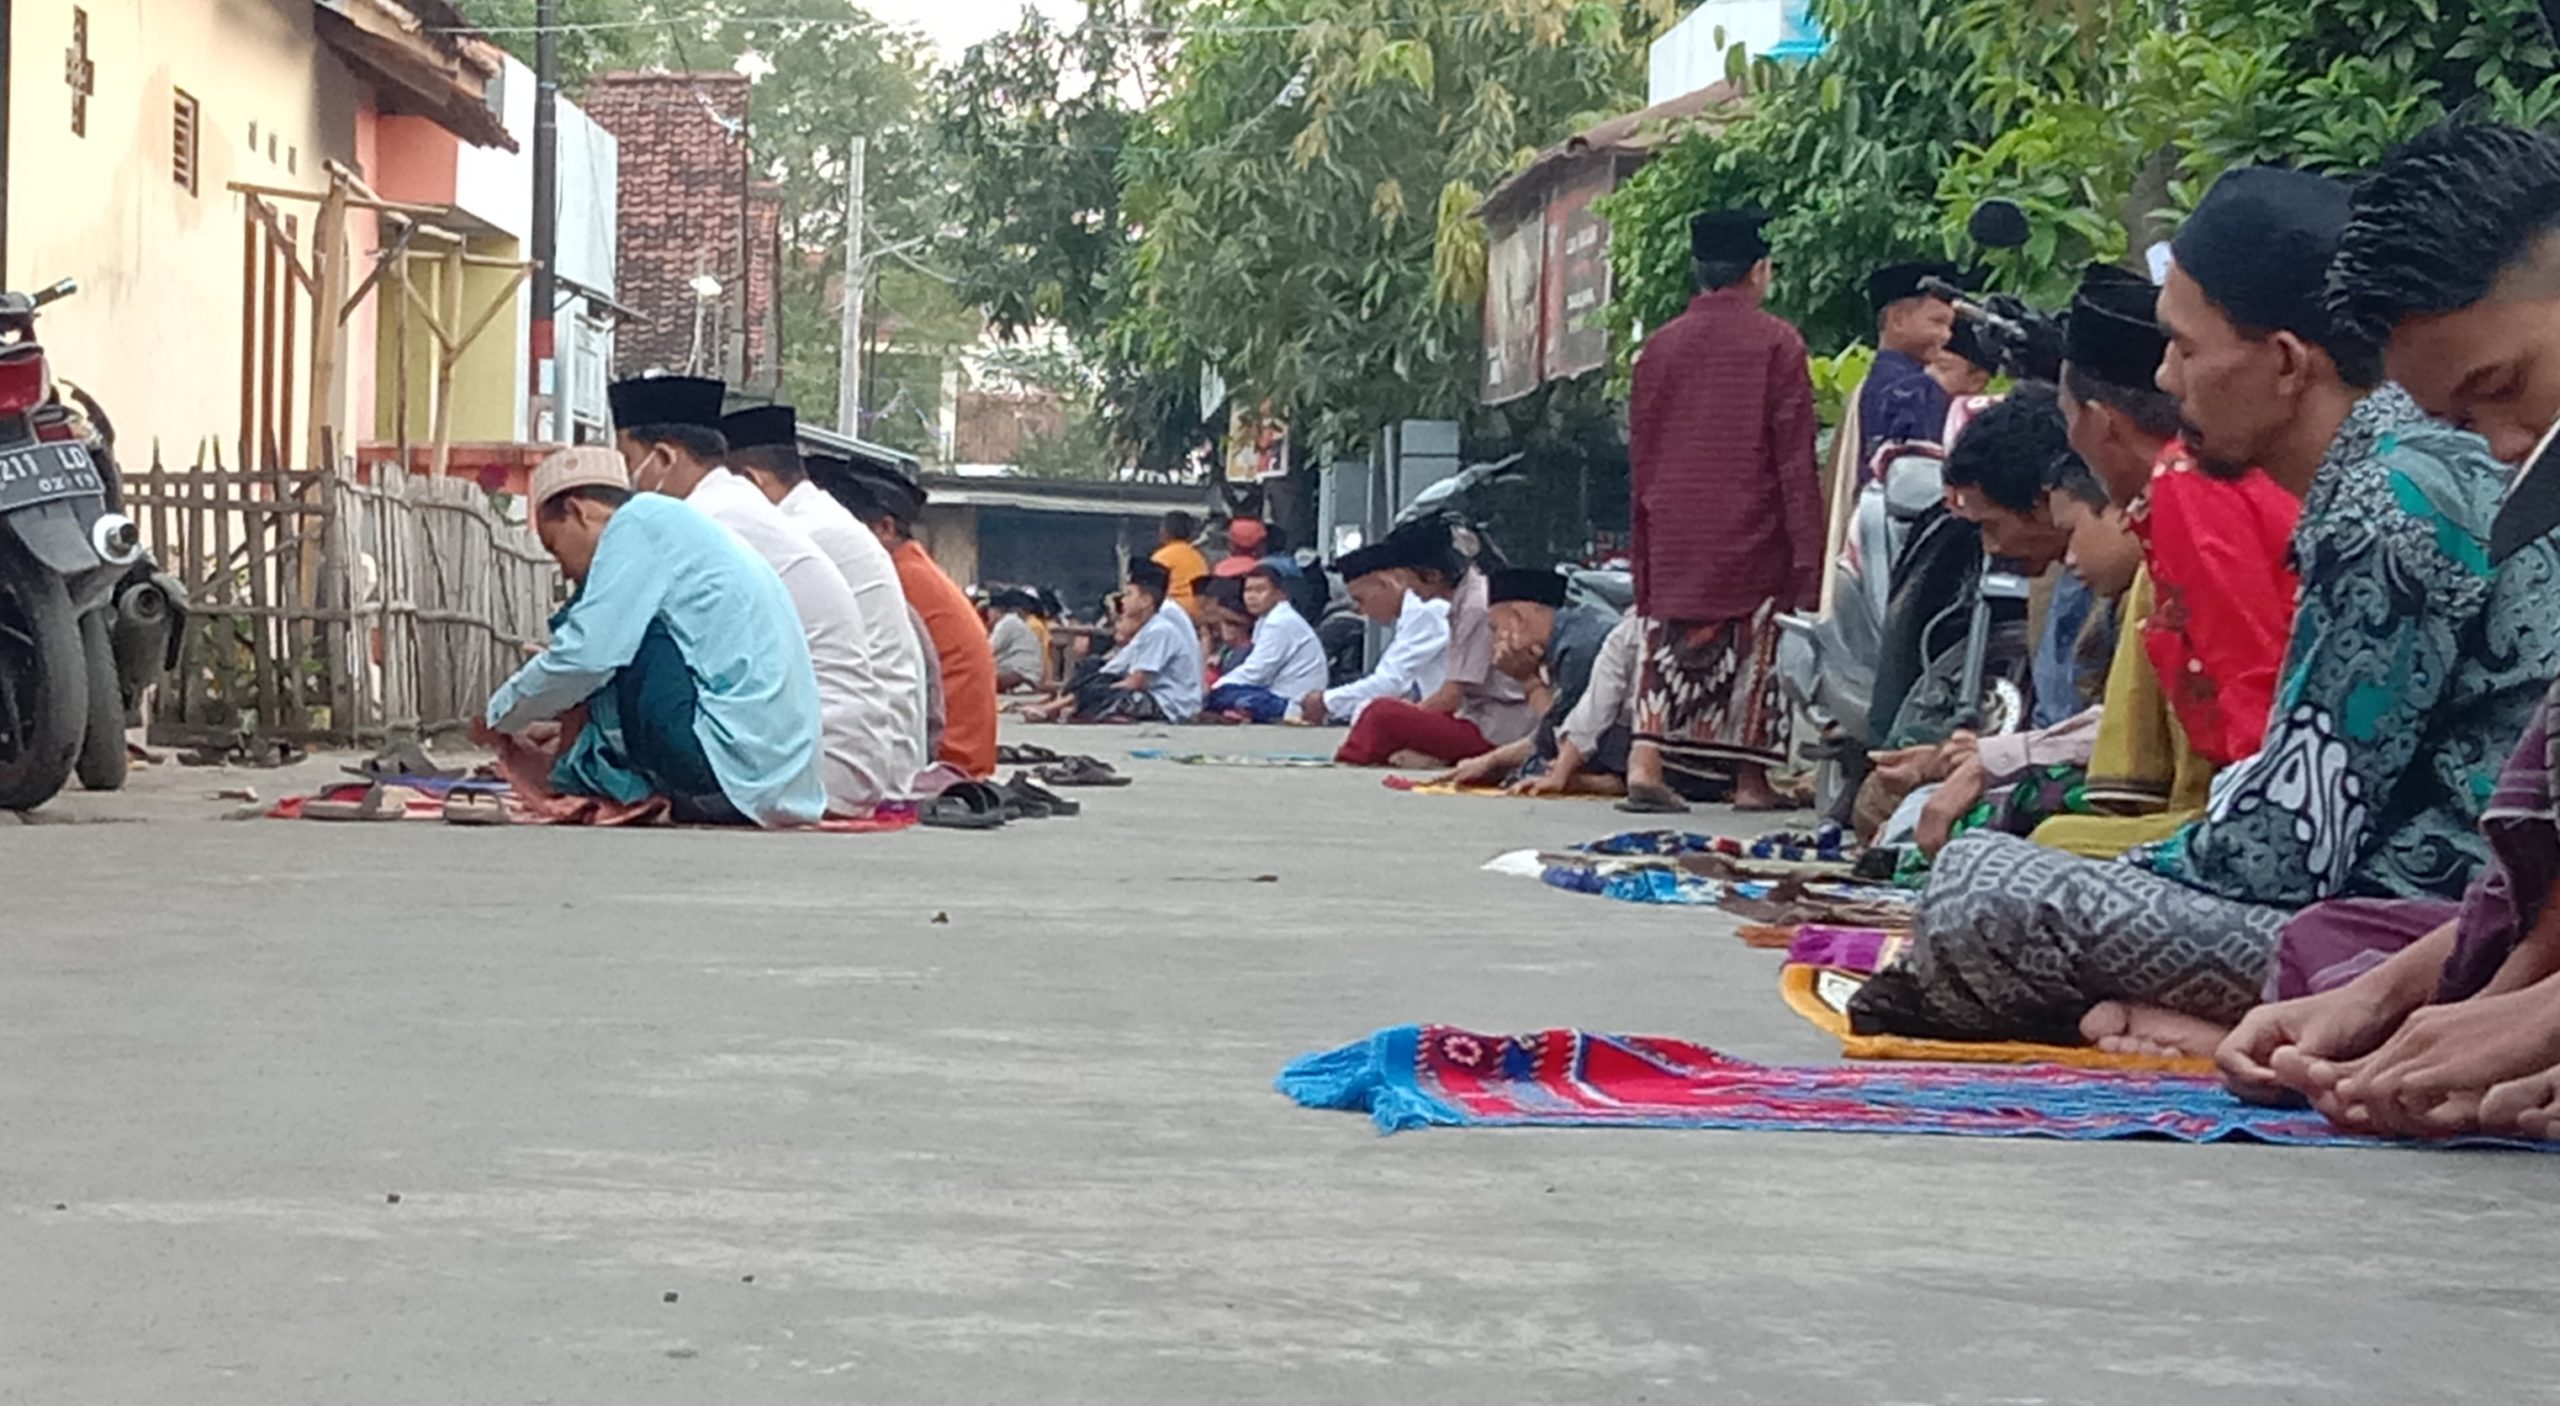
[985,589,1047,692]
[1334,520,1535,767]
[1203,564,1330,721]
[1299,540,1449,724]
[610,375,909,814]
[720,405,932,790]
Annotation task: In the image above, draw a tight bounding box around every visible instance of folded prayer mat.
[1780,963,2210,1074]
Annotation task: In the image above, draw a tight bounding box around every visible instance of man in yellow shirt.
[1150,511,1210,616]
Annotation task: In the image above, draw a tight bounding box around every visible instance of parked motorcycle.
[0,279,184,811]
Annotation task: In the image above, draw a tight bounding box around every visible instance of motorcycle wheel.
[74,610,127,792]
[0,545,84,811]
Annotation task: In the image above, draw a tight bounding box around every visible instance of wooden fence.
[125,448,560,746]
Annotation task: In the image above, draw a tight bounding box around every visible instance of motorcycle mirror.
[1967,200,2031,252]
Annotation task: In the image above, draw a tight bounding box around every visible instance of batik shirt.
[2132,385,2560,905]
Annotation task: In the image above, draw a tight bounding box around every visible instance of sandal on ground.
[305,782,419,821]
[1036,756,1131,788]
[997,743,1064,766]
[921,780,1009,830]
[441,785,513,827]
[1004,771,1081,818]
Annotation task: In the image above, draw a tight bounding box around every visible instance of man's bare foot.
[2481,1067,2560,1140]
[1388,749,1451,771]
[2080,1001,2230,1058]
[1616,781,1691,815]
[2315,979,2560,1136]
[1730,766,1790,811]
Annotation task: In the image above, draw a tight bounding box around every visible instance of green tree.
[1117,0,1669,454]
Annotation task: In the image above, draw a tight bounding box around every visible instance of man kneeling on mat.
[1435,568,1629,795]
[477,447,828,828]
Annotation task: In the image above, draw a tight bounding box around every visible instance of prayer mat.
[1783,925,1912,973]
[270,779,917,832]
[1278,1023,2549,1148]
[1127,748,1335,767]
[1780,963,2209,1075]
[1383,775,1613,800]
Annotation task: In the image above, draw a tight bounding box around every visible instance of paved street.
[2,724,2553,1403]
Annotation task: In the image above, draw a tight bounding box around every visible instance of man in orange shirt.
[823,462,999,779]
[1150,511,1211,617]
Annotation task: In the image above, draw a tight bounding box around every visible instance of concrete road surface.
[1,725,2552,1403]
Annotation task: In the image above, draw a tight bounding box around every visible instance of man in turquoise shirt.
[481,447,828,828]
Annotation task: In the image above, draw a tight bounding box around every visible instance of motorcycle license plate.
[0,441,100,512]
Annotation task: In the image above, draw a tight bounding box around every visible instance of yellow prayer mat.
[1780,963,2214,1075]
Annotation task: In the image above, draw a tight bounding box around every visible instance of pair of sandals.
[919,773,1084,830]
[304,779,510,825]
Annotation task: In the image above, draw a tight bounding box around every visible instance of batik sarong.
[1845,830,2290,1044]
[1633,598,1788,770]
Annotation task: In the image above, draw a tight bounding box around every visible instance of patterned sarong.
[1846,830,2289,1044]
[1633,599,1788,770]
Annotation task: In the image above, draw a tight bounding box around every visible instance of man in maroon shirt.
[1622,205,1823,813]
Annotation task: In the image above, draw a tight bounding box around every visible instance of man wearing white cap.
[481,447,827,828]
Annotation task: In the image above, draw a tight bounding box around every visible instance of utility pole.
[835,136,867,437]
[529,0,560,438]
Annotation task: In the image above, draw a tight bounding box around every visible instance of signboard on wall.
[1481,217,1544,405]
[1226,401,1289,482]
[1540,166,1615,383]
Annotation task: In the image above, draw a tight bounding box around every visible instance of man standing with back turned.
[1621,205,1823,813]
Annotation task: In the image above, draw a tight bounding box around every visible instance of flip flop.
[998,743,1064,766]
[920,781,1009,830]
[441,785,513,827]
[1004,771,1081,818]
[1036,756,1132,788]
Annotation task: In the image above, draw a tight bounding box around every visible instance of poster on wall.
[1226,402,1290,482]
[1480,216,1544,405]
[1540,166,1615,383]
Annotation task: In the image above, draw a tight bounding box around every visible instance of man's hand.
[1442,752,1508,788]
[468,718,503,750]
[1915,757,1986,856]
[1512,769,1570,797]
[1298,689,1330,724]
[1867,744,1939,791]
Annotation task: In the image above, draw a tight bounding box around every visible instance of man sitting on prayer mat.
[1434,568,1624,794]
[1299,540,1449,725]
[2206,121,2560,1136]
[612,377,908,815]
[723,403,933,793]
[820,458,1001,778]
[1203,563,1330,722]
[985,588,1048,693]
[1621,205,1821,814]
[479,448,826,828]
[1850,164,2560,1055]
[1331,520,1534,768]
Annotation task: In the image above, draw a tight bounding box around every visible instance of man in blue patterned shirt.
[1849,166,2560,1052]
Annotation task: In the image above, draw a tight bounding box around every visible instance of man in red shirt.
[1622,205,1823,812]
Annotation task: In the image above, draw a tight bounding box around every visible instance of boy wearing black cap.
[1857,259,1962,463]
[1084,557,1202,722]
[1854,165,2560,1059]
[1333,520,1534,767]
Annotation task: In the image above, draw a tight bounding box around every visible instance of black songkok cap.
[2065,264,2170,390]
[1691,207,1773,264]
[608,374,725,430]
[1331,542,1395,580]
[1867,261,1961,312]
[1127,557,1172,593]
[720,404,797,450]
[2171,166,2353,350]
[1487,567,1570,609]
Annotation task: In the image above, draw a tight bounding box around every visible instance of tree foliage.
[1603,0,2560,358]
[1116,0,1670,453]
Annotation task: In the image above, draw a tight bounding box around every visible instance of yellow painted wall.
[373,235,526,446]
[7,0,359,467]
